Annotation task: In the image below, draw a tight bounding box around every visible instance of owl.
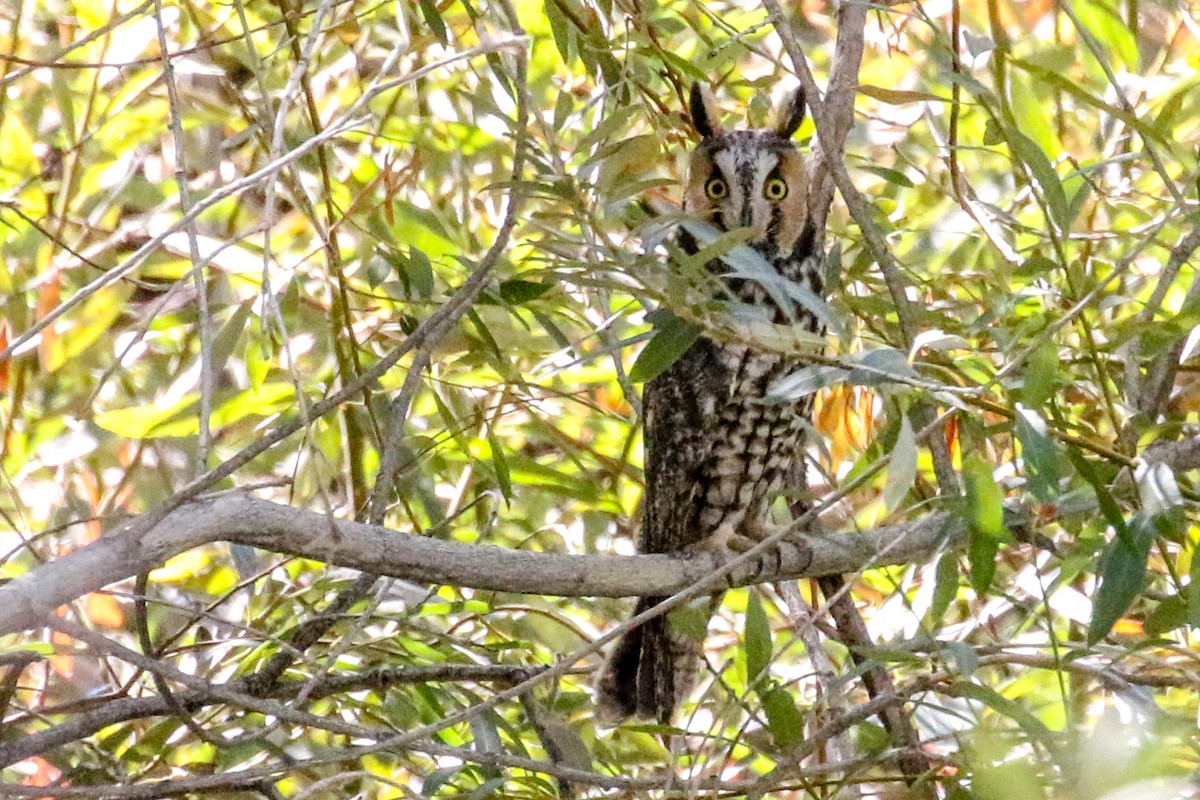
[596,84,823,723]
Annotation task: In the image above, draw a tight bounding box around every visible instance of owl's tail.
[594,596,701,724]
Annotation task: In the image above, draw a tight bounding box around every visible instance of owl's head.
[683,84,810,255]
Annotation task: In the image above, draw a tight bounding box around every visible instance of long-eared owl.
[596,84,823,724]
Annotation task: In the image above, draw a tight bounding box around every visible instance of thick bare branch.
[0,494,977,636]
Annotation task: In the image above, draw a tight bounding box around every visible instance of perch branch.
[0,493,981,636]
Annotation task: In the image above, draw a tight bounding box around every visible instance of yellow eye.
[764,177,788,201]
[704,177,728,200]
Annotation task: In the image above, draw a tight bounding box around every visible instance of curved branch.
[0,494,971,636]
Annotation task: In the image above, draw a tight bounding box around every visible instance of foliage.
[0,0,1198,796]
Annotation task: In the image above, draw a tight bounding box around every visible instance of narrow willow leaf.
[96,395,199,439]
[1013,404,1060,502]
[761,685,804,750]
[498,279,552,305]
[857,85,947,104]
[667,598,711,641]
[860,165,915,187]
[1144,594,1187,636]
[847,347,920,386]
[628,312,700,384]
[1022,340,1059,408]
[945,641,979,675]
[964,454,1009,593]
[1089,516,1153,644]
[1008,130,1070,232]
[911,329,969,353]
[545,0,573,65]
[406,246,434,299]
[487,429,512,507]
[417,0,447,44]
[1074,0,1139,68]
[466,309,503,362]
[1190,546,1200,628]
[952,682,1057,750]
[1068,448,1127,535]
[210,300,254,371]
[743,591,771,685]
[422,766,462,796]
[928,551,960,627]
[882,414,917,512]
[767,365,848,401]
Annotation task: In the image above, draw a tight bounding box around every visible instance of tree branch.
[0,494,977,636]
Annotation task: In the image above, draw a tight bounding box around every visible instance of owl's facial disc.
[685,132,809,253]
[712,147,781,240]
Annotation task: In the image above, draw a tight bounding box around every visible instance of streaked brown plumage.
[597,84,823,723]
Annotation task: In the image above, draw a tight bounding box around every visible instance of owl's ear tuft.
[773,86,807,138]
[689,83,723,139]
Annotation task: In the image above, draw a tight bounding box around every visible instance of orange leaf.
[945,416,961,468]
[0,321,9,392]
[595,385,632,416]
[84,593,125,629]
[35,267,61,368]
[49,629,74,680]
[1111,618,1144,636]
[23,756,61,788]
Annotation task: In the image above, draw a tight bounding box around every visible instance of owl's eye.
[704,177,728,200]
[764,177,788,201]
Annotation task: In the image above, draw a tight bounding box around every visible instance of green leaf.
[244,335,269,391]
[211,383,296,428]
[1007,129,1070,232]
[857,85,948,104]
[1022,341,1059,408]
[743,592,772,685]
[96,394,199,439]
[1189,545,1200,628]
[963,454,1010,594]
[1009,72,1058,157]
[882,414,918,512]
[1074,0,1139,69]
[945,641,979,675]
[952,681,1057,750]
[1144,594,1187,636]
[553,89,573,130]
[545,0,573,65]
[859,165,915,187]
[487,429,512,507]
[761,685,804,751]
[856,721,889,755]
[847,347,920,387]
[405,247,434,299]
[928,551,960,626]
[667,598,711,641]
[422,766,462,796]
[1068,448,1127,535]
[1089,516,1153,644]
[418,0,447,44]
[767,364,848,401]
[210,301,254,371]
[983,118,1004,145]
[628,311,700,384]
[498,279,552,305]
[466,309,504,363]
[1013,404,1060,502]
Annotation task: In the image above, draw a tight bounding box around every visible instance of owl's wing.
[640,336,730,554]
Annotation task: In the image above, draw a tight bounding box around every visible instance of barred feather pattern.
[597,225,824,724]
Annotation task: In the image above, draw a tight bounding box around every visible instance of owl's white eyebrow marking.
[754,151,780,179]
[713,149,740,182]
[713,149,780,189]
